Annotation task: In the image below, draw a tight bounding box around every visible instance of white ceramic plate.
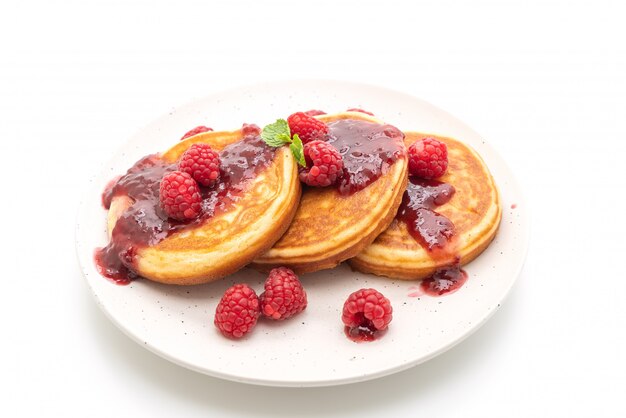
[76,80,529,387]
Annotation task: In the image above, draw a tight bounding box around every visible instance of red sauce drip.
[420,263,468,296]
[326,119,405,195]
[396,178,456,250]
[241,123,261,137]
[303,109,326,116]
[346,108,375,116]
[94,134,276,284]
[344,316,387,343]
[396,177,471,296]
[101,175,121,208]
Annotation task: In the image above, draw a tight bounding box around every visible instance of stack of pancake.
[105,111,501,285]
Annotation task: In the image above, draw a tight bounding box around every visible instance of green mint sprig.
[261,119,306,167]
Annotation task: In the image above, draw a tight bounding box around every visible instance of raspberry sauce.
[326,119,405,195]
[420,262,468,296]
[95,134,276,284]
[396,175,469,296]
[396,178,456,250]
[344,323,387,343]
[303,109,326,116]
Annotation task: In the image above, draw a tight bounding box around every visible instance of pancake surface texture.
[349,132,501,279]
[104,127,301,285]
[253,112,408,273]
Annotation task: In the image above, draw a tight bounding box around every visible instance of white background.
[1,0,625,416]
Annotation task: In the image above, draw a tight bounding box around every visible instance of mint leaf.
[261,119,291,147]
[290,134,306,167]
[261,119,306,167]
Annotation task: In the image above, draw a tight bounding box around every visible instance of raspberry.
[299,140,344,187]
[342,288,393,332]
[214,284,260,339]
[178,143,221,187]
[181,125,213,140]
[241,123,261,137]
[287,112,329,144]
[408,137,448,179]
[259,267,307,320]
[159,171,203,220]
[304,109,326,116]
[346,108,374,116]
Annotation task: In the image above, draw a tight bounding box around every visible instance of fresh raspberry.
[304,109,326,116]
[346,108,374,116]
[408,137,448,179]
[181,125,213,140]
[241,123,261,137]
[287,112,329,144]
[178,143,221,187]
[259,267,307,320]
[342,288,393,332]
[159,171,203,220]
[299,140,344,187]
[214,284,260,339]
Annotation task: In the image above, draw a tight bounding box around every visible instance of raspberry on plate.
[287,112,329,144]
[408,137,448,179]
[180,125,213,140]
[342,288,393,337]
[259,267,307,320]
[179,143,221,187]
[299,140,344,187]
[214,284,260,339]
[159,171,203,220]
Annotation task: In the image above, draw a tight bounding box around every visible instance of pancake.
[100,126,301,285]
[252,112,409,273]
[349,132,501,280]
